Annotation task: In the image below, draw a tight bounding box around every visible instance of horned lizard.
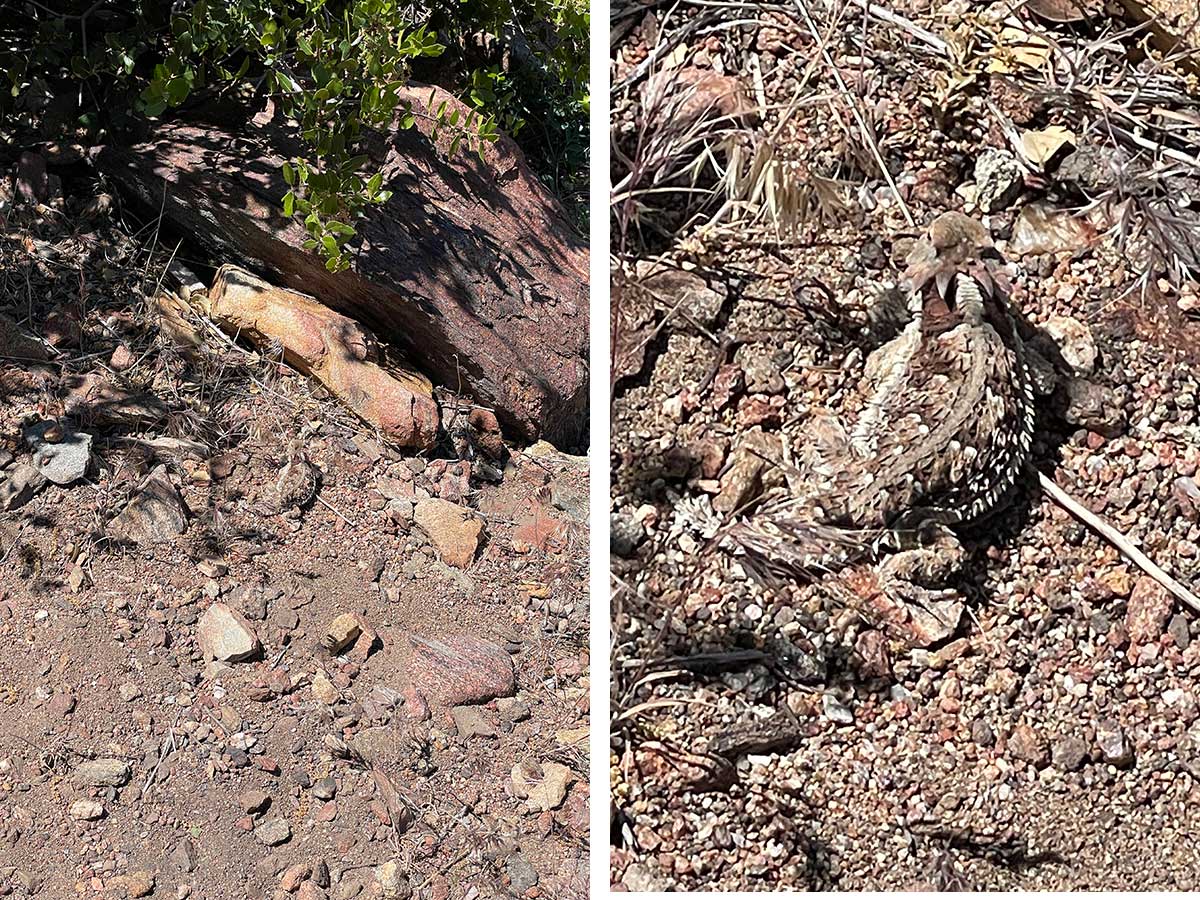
[729,212,1037,637]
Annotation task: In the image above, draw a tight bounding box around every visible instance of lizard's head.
[905,213,1013,331]
[927,211,992,257]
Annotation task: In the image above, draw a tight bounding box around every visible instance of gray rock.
[550,480,587,523]
[451,705,496,738]
[1170,613,1191,650]
[507,853,538,893]
[497,697,532,724]
[24,420,92,484]
[0,463,46,510]
[72,758,131,787]
[971,719,996,747]
[821,693,854,725]
[1064,378,1126,437]
[253,817,291,846]
[109,468,188,543]
[610,512,643,558]
[169,837,198,872]
[1052,735,1088,771]
[312,776,337,801]
[1096,719,1133,767]
[974,148,1024,212]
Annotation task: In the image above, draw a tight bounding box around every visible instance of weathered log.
[94,83,588,447]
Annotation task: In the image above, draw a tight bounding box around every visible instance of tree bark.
[94,83,588,448]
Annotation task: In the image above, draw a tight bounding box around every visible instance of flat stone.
[169,838,198,872]
[373,860,412,900]
[407,634,515,707]
[108,469,188,543]
[238,788,271,814]
[450,705,495,738]
[513,760,575,812]
[507,853,538,893]
[122,872,155,899]
[72,758,131,787]
[198,602,261,662]
[24,421,92,484]
[412,498,483,568]
[0,463,46,511]
[280,862,312,891]
[1127,576,1173,645]
[68,799,105,820]
[254,817,291,846]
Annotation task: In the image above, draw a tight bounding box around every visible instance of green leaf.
[282,162,295,185]
[282,191,295,216]
[366,172,382,195]
[321,233,339,256]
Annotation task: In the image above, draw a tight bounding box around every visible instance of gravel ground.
[0,164,589,899]
[610,0,1200,890]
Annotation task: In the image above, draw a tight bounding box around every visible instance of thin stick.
[314,493,355,527]
[848,0,949,55]
[1035,468,1200,614]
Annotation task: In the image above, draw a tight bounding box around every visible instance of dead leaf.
[1009,202,1099,256]
[987,25,1053,73]
[1020,125,1076,167]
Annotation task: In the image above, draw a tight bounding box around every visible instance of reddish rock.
[512,514,567,554]
[854,630,892,679]
[403,686,430,721]
[736,394,785,428]
[110,344,136,372]
[48,691,76,717]
[94,82,587,446]
[315,800,338,822]
[1126,576,1173,645]
[407,634,515,707]
[280,863,311,892]
[1009,723,1049,767]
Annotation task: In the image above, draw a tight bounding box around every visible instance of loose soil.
[0,166,589,899]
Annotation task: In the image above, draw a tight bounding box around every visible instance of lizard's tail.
[722,510,881,586]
